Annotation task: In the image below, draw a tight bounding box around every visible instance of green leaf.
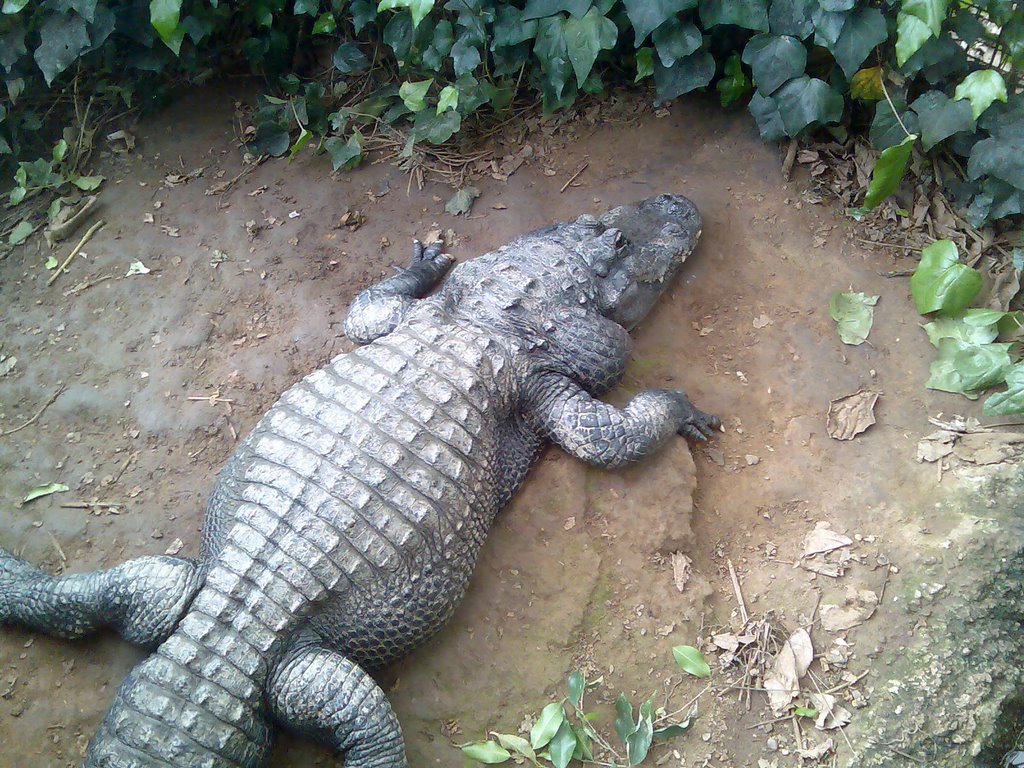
[24,482,69,502]
[548,720,577,768]
[563,7,617,86]
[324,132,364,170]
[568,671,585,707]
[829,291,879,345]
[653,708,696,740]
[294,0,319,15]
[717,52,750,107]
[741,33,806,96]
[830,7,887,78]
[902,0,948,37]
[850,66,884,100]
[870,96,920,150]
[570,723,594,762]
[52,139,69,164]
[895,11,933,66]
[313,12,336,33]
[288,128,313,159]
[651,18,702,67]
[968,132,1024,192]
[2,0,30,12]
[445,186,480,215]
[910,240,981,315]
[71,175,104,191]
[411,109,461,143]
[910,90,973,151]
[775,75,844,136]
[530,703,564,750]
[794,706,818,718]
[451,34,482,76]
[926,339,1012,395]
[8,220,34,245]
[150,0,183,53]
[9,186,27,206]
[768,0,815,39]
[654,51,715,100]
[400,78,433,112]
[625,699,654,766]
[534,16,572,101]
[922,309,1004,348]
[522,0,590,20]
[436,85,459,114]
[333,43,370,73]
[862,134,916,210]
[378,0,434,28]
[672,645,711,678]
[699,0,768,32]
[953,70,1008,121]
[983,364,1024,415]
[351,0,377,32]
[492,733,538,764]
[461,741,512,764]
[614,693,634,745]
[622,0,697,44]
[34,12,91,84]
[635,47,655,82]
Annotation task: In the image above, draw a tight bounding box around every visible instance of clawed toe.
[677,406,722,442]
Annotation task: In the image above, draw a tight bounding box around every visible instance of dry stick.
[727,559,748,624]
[559,162,589,193]
[61,501,124,510]
[823,670,869,695]
[781,138,799,182]
[48,219,105,286]
[1,385,65,436]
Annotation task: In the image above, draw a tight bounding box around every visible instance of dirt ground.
[0,87,1013,767]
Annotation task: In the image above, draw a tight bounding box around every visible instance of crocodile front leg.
[343,240,454,343]
[269,639,407,768]
[526,372,720,469]
[0,548,201,645]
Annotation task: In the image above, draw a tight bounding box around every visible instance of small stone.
[766,737,778,751]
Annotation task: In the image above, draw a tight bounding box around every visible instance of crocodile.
[0,194,719,768]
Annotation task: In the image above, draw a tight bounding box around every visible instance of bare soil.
[0,86,1006,767]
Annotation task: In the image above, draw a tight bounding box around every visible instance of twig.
[47,531,66,563]
[880,269,915,277]
[1,385,65,436]
[559,162,589,193]
[48,219,105,286]
[60,501,124,510]
[215,156,267,209]
[823,670,869,695]
[878,75,913,140]
[891,748,923,763]
[727,559,748,623]
[63,274,115,297]
[782,138,799,181]
[746,713,794,730]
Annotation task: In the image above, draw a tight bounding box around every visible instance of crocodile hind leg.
[269,639,407,768]
[0,548,201,645]
[343,239,455,343]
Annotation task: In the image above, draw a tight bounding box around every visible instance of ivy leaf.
[522,0,590,20]
[8,219,34,245]
[902,0,948,37]
[819,0,854,9]
[451,33,482,76]
[673,645,711,677]
[741,33,806,96]
[870,96,920,150]
[654,51,714,100]
[968,131,1024,191]
[910,239,981,315]
[830,7,887,78]
[614,694,635,745]
[445,186,479,215]
[953,70,1008,121]
[625,699,654,766]
[699,0,768,32]
[563,7,618,86]
[530,702,565,750]
[436,85,459,113]
[534,16,572,101]
[983,364,1024,415]
[811,7,846,48]
[775,75,844,136]
[861,134,916,210]
[333,42,370,73]
[622,0,697,45]
[312,12,336,33]
[548,720,577,768]
[717,52,750,107]
[922,309,1004,348]
[748,91,786,140]
[493,6,537,46]
[768,0,815,39]
[850,66,884,100]
[412,109,461,143]
[910,90,973,151]
[71,175,104,191]
[34,12,91,84]
[324,132,364,170]
[895,11,933,66]
[399,78,433,111]
[294,0,319,15]
[461,741,512,764]
[926,339,1011,395]
[635,47,654,82]
[378,0,434,28]
[829,291,879,345]
[2,0,30,12]
[350,0,377,32]
[651,17,702,67]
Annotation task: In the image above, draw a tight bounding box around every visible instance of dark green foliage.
[2,0,1024,228]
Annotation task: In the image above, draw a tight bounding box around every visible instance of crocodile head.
[583,194,702,330]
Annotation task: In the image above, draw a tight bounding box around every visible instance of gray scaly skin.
[0,194,719,768]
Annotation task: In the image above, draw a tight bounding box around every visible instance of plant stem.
[878,71,913,140]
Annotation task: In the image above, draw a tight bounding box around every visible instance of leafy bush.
[2,0,1024,231]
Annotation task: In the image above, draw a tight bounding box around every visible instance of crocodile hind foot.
[270,640,407,768]
[0,547,201,645]
[674,394,721,442]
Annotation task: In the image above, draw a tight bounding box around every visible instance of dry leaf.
[763,628,813,714]
[952,431,1024,465]
[752,314,772,329]
[826,390,879,440]
[808,693,852,730]
[820,587,878,632]
[797,738,835,759]
[802,522,853,558]
[917,430,957,462]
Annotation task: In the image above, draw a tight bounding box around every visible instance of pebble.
[766,737,778,751]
